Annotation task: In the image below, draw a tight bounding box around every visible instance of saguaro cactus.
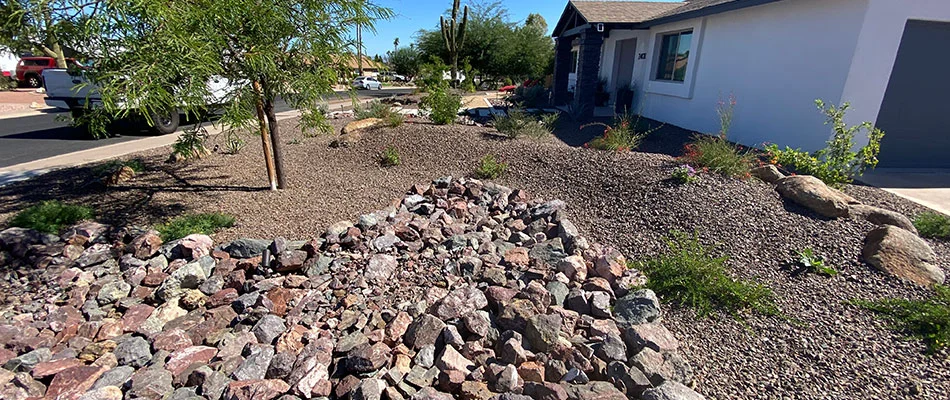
[440,0,468,86]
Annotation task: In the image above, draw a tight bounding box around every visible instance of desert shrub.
[671,164,697,184]
[1,75,16,91]
[914,212,950,239]
[474,155,507,179]
[765,99,885,187]
[585,113,660,152]
[511,84,548,108]
[634,231,778,318]
[421,84,462,125]
[223,131,246,154]
[379,146,400,167]
[794,248,837,276]
[157,213,235,241]
[172,127,209,161]
[356,101,404,128]
[94,158,145,176]
[853,284,950,353]
[417,57,450,92]
[681,134,754,178]
[9,201,95,234]
[493,109,557,139]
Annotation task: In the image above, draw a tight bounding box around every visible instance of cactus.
[440,0,468,86]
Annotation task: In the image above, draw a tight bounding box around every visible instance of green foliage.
[0,75,16,91]
[421,84,461,125]
[379,146,400,167]
[390,46,421,80]
[795,248,837,276]
[681,134,754,178]
[356,100,404,127]
[493,109,557,139]
[223,131,246,154]
[0,0,79,68]
[417,56,451,92]
[474,154,507,179]
[914,212,950,239]
[156,213,236,241]
[671,164,697,184]
[172,127,209,161]
[511,85,548,108]
[853,285,950,353]
[765,99,885,187]
[416,2,553,84]
[635,231,779,318]
[9,201,94,234]
[585,113,660,152]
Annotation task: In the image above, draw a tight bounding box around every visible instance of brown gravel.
[1,117,949,399]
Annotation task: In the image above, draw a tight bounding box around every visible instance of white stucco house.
[552,0,950,168]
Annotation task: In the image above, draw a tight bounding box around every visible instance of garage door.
[875,20,950,168]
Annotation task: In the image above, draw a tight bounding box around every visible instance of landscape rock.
[863,225,944,286]
[775,175,852,218]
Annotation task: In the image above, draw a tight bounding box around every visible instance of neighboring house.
[552,0,950,168]
[340,54,385,77]
[0,50,18,76]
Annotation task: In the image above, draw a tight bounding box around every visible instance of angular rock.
[404,314,445,350]
[614,289,660,325]
[366,254,398,284]
[114,337,151,368]
[252,315,287,345]
[430,286,487,320]
[640,381,706,400]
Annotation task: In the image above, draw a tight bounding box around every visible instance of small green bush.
[766,99,885,187]
[585,113,660,152]
[474,155,507,179]
[913,212,950,239]
[380,146,400,167]
[9,201,95,234]
[681,134,754,178]
[635,231,778,318]
[172,127,209,161]
[671,164,698,184]
[157,213,235,241]
[356,101,404,127]
[795,248,837,276]
[421,84,462,125]
[853,284,950,353]
[493,109,557,139]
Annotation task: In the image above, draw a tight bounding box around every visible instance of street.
[0,88,412,168]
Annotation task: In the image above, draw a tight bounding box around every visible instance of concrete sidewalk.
[859,168,950,215]
[0,98,375,187]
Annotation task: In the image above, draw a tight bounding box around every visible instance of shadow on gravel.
[551,115,696,158]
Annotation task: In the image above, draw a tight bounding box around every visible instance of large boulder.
[862,225,944,286]
[775,175,853,218]
[640,381,706,400]
[850,204,917,234]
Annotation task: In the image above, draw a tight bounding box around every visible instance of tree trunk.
[252,81,278,190]
[263,97,287,190]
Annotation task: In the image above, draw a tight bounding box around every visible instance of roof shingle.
[569,1,684,24]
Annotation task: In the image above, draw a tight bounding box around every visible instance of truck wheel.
[148,110,180,135]
[26,74,42,88]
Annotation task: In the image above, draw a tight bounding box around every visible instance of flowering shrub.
[681,135,753,178]
[765,99,885,187]
[584,113,661,152]
[671,164,698,184]
[717,92,737,136]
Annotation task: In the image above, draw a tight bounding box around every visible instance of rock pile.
[0,177,703,400]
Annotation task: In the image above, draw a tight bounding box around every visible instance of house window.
[571,50,579,73]
[654,30,693,82]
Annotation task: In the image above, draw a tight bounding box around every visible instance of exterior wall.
[840,0,950,142]
[628,0,871,151]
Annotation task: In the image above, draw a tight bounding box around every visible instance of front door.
[611,39,637,110]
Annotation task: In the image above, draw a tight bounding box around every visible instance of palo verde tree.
[80,0,392,190]
[440,0,468,84]
[0,0,94,67]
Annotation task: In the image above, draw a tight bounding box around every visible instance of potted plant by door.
[595,78,610,107]
[615,84,634,114]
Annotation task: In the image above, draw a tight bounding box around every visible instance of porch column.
[552,37,574,106]
[575,29,604,119]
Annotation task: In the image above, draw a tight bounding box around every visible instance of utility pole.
[356,23,363,77]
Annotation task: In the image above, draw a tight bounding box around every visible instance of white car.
[352,76,382,90]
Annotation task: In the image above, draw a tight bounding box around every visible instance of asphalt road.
[0,88,412,168]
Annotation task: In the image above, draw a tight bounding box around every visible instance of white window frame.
[646,18,705,99]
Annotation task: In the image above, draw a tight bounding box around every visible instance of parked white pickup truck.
[43,68,235,134]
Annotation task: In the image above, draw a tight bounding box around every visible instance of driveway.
[858,168,950,215]
[0,88,412,169]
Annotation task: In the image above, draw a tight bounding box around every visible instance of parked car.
[15,56,82,88]
[352,76,382,90]
[378,71,407,82]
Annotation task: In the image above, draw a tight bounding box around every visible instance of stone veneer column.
[574,29,604,120]
[552,37,574,106]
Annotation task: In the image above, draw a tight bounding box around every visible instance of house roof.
[570,1,683,24]
[554,0,785,36]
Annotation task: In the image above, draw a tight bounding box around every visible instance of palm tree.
[393,37,399,54]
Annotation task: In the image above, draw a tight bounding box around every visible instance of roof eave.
[641,0,785,28]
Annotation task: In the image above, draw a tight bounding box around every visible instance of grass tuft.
[473,155,507,180]
[852,285,950,353]
[9,201,95,234]
[157,213,236,241]
[493,109,557,139]
[356,101,404,128]
[913,212,950,239]
[634,231,778,318]
[379,146,400,167]
[681,134,754,178]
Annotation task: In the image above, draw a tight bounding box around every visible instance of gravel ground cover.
[1,117,948,399]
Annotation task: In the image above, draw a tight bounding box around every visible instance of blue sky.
[358,0,562,58]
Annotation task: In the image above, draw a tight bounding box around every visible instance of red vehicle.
[15,56,80,88]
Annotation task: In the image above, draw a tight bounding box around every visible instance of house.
[552,0,950,168]
[340,54,385,77]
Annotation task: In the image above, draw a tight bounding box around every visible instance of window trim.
[645,18,705,99]
[653,29,693,83]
